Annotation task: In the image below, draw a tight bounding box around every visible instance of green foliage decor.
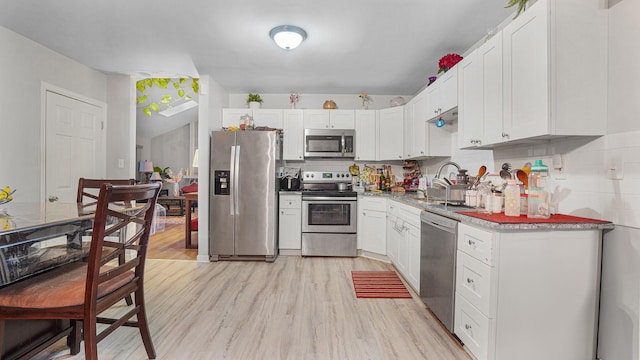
[246,93,263,104]
[136,78,199,116]
[505,0,528,19]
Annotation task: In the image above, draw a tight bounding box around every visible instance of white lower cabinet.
[454,222,601,360]
[386,200,421,293]
[278,193,301,250]
[357,196,387,255]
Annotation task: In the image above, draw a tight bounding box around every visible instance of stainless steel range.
[300,171,357,257]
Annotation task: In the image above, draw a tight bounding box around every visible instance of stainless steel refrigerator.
[209,130,281,262]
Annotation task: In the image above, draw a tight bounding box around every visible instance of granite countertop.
[359,191,614,231]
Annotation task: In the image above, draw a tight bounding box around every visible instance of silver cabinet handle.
[465,324,472,330]
[468,239,475,245]
[467,278,474,284]
[48,195,59,202]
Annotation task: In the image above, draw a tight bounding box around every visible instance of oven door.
[302,198,357,233]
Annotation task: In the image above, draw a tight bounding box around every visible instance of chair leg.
[0,319,5,358]
[83,316,98,360]
[135,290,156,359]
[67,319,82,355]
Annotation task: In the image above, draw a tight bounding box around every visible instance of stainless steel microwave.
[304,129,355,158]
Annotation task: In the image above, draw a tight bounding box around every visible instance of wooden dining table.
[0,201,139,359]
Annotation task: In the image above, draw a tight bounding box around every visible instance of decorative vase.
[248,101,261,109]
[361,100,368,110]
[290,103,296,109]
[172,183,180,197]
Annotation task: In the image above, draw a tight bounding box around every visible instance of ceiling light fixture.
[269,25,307,50]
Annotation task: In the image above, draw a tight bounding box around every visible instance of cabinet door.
[457,51,484,148]
[406,223,421,292]
[502,0,549,142]
[303,109,330,129]
[359,209,387,255]
[386,215,399,264]
[355,110,378,161]
[439,67,458,114]
[396,221,408,276]
[425,82,440,120]
[253,109,283,129]
[481,32,504,146]
[282,110,304,160]
[330,110,355,129]
[279,208,301,249]
[222,108,251,128]
[378,106,404,161]
[404,101,414,158]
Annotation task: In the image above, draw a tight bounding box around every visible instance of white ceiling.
[0,0,514,137]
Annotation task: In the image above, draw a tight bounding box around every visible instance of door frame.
[40,82,107,201]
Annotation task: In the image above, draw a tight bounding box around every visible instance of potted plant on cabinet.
[247,93,263,109]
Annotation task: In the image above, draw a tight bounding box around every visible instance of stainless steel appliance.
[209,130,281,262]
[420,210,459,332]
[301,171,357,256]
[304,129,355,158]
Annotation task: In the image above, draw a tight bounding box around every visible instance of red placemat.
[457,211,611,224]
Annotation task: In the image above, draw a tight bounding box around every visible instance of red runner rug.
[351,271,412,299]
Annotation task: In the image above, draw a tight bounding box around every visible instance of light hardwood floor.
[34,255,470,360]
[147,222,198,261]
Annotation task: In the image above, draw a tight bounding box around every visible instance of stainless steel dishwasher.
[420,210,459,333]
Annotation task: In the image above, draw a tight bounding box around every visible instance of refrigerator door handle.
[229,145,236,215]
[234,145,240,215]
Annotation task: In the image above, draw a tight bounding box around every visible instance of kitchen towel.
[351,271,412,299]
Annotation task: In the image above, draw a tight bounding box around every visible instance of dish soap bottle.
[527,160,550,219]
[504,179,521,217]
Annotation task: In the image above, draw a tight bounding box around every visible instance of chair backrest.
[84,183,161,312]
[77,178,136,205]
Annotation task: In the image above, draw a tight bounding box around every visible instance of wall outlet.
[606,150,624,180]
[118,159,125,169]
[552,154,566,180]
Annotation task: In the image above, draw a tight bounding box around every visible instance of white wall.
[107,74,136,179]
[597,0,640,358]
[0,25,108,202]
[150,124,190,182]
[196,75,229,261]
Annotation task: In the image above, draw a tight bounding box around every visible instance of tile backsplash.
[433,131,640,228]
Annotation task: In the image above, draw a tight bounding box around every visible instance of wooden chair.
[77,178,137,306]
[77,178,136,207]
[0,183,161,360]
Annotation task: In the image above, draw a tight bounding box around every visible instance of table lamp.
[139,160,154,183]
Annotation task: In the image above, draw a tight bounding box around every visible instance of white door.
[46,91,105,203]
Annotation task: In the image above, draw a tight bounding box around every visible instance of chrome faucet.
[435,161,461,179]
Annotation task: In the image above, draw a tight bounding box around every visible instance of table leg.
[185,197,193,249]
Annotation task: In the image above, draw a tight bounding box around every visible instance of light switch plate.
[607,150,624,180]
[117,159,125,169]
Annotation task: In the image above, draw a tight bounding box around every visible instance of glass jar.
[527,160,550,218]
[504,179,521,217]
[239,114,254,130]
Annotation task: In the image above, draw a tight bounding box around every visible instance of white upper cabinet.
[426,67,458,122]
[282,110,304,161]
[406,87,451,159]
[501,0,607,142]
[303,109,355,129]
[355,110,378,161]
[252,109,283,129]
[221,108,251,128]
[458,31,503,149]
[377,106,404,161]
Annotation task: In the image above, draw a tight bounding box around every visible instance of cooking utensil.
[337,183,351,191]
[499,163,512,180]
[516,169,528,189]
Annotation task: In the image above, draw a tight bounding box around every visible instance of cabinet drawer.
[455,294,490,360]
[359,196,387,212]
[279,195,301,209]
[458,223,494,266]
[456,251,494,317]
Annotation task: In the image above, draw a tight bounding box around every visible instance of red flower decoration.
[438,53,463,73]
